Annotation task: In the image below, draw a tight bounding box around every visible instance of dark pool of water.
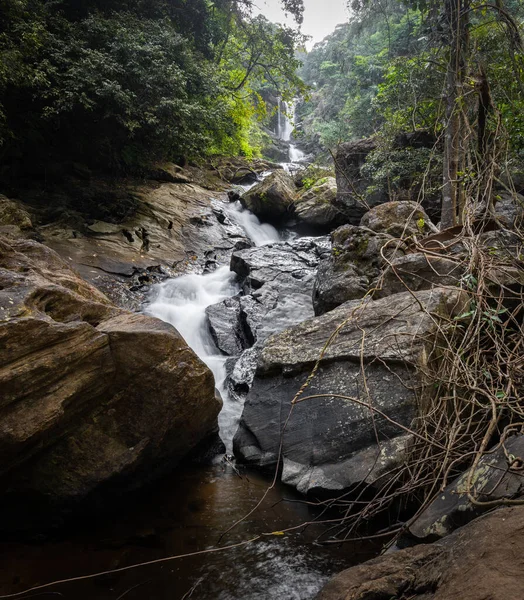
[0,462,376,600]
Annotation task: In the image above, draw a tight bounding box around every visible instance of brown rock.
[317,506,524,600]
[0,236,220,521]
[241,170,296,224]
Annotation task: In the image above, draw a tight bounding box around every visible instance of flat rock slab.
[234,288,467,494]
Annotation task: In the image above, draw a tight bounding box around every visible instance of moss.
[355,234,370,257]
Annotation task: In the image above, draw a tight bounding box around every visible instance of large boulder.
[233,288,466,494]
[313,225,404,315]
[317,506,524,600]
[0,195,33,239]
[494,190,524,228]
[241,170,296,224]
[294,177,346,231]
[360,201,434,239]
[0,236,220,528]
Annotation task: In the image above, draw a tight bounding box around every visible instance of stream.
[0,159,374,599]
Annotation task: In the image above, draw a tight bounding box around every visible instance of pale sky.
[254,0,350,49]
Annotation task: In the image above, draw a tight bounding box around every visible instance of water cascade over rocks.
[147,198,281,452]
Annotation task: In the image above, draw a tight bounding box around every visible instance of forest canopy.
[0,0,305,178]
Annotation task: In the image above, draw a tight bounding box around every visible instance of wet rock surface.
[234,288,467,494]
[313,224,403,315]
[0,235,220,531]
[317,505,524,600]
[241,170,297,224]
[211,237,330,353]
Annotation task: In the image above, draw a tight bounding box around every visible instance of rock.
[407,434,524,540]
[0,236,220,529]
[334,138,384,224]
[231,237,328,291]
[494,190,524,228]
[39,185,248,309]
[211,157,282,184]
[208,238,328,355]
[360,201,434,239]
[0,195,33,238]
[294,177,347,231]
[146,163,193,184]
[294,165,334,189]
[378,253,465,298]
[261,134,292,163]
[316,505,524,600]
[241,170,296,225]
[206,295,247,356]
[313,225,403,315]
[233,288,467,494]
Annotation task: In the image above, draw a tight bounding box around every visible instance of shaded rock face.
[316,505,524,600]
[407,434,524,541]
[0,195,34,239]
[334,137,441,224]
[241,170,296,225]
[378,253,465,298]
[0,236,220,529]
[294,177,347,231]
[334,138,384,224]
[34,183,250,310]
[233,288,466,494]
[495,190,524,228]
[313,225,403,315]
[360,201,433,239]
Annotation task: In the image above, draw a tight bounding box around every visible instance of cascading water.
[147,201,280,452]
[276,98,307,163]
[1,187,367,600]
[289,144,306,162]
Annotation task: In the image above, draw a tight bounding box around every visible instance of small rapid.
[147,198,280,452]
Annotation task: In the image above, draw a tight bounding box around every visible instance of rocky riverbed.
[1,154,523,599]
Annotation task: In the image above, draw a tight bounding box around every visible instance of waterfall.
[279,99,294,142]
[147,204,281,452]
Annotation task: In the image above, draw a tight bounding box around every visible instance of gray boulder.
[208,237,329,355]
[294,177,346,231]
[317,506,524,600]
[494,190,524,228]
[360,201,435,239]
[234,288,467,494]
[241,170,296,224]
[313,225,404,315]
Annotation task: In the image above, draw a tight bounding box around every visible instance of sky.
[254,0,350,49]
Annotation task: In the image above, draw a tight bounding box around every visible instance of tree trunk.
[441,0,469,229]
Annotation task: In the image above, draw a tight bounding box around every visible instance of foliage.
[0,0,305,177]
[361,146,442,201]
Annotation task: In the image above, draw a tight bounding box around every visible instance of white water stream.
[147,201,280,452]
